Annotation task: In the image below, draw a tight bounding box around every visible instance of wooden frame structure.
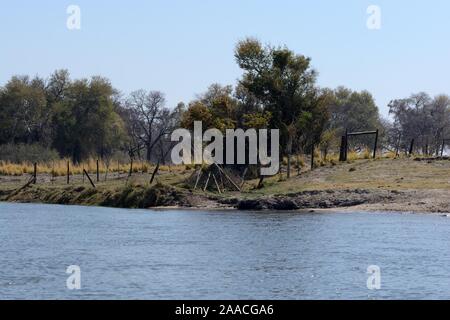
[339,129,379,161]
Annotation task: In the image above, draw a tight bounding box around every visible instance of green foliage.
[328,86,380,136]
[0,75,50,145]
[235,38,327,155]
[181,101,213,130]
[0,143,59,163]
[242,111,272,129]
[0,70,127,163]
[52,76,126,162]
[0,39,388,167]
[181,84,238,132]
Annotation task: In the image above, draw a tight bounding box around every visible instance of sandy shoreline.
[2,185,450,215]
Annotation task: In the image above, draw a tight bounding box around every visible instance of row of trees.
[0,70,125,162]
[388,93,450,155]
[0,70,181,163]
[180,38,382,168]
[2,37,447,169]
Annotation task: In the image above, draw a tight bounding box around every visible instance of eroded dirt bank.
[3,158,450,213]
[2,183,449,214]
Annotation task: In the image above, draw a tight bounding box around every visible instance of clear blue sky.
[1,0,450,117]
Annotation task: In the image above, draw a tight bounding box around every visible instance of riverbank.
[2,157,450,213]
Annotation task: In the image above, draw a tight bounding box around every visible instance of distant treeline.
[1,37,448,165]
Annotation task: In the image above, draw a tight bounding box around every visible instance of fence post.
[67,161,70,184]
[442,140,445,157]
[310,143,315,171]
[51,163,55,184]
[257,174,265,189]
[83,169,96,188]
[96,159,99,182]
[339,135,346,161]
[129,158,133,177]
[33,162,37,184]
[150,161,160,184]
[344,129,349,161]
[373,129,379,159]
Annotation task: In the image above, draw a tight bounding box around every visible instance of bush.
[0,143,59,163]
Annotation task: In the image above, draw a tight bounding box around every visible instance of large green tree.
[0,76,50,145]
[52,76,126,162]
[328,86,380,135]
[317,86,382,154]
[235,38,328,174]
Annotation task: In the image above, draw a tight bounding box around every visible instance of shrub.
[0,143,59,163]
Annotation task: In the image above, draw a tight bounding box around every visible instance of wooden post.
[339,135,346,161]
[441,140,445,157]
[310,143,315,171]
[150,161,160,184]
[409,139,415,156]
[257,175,265,189]
[212,174,221,194]
[96,159,100,182]
[129,159,133,177]
[83,169,96,188]
[194,169,203,190]
[256,161,265,189]
[67,161,70,184]
[344,129,348,161]
[33,162,37,184]
[373,129,379,159]
[214,163,241,191]
[82,165,85,184]
[51,163,55,184]
[203,172,211,192]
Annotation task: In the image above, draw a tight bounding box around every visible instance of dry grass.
[0,159,186,177]
[3,155,450,212]
[0,148,393,177]
[241,157,450,198]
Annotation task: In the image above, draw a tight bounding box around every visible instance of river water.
[1,202,450,300]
